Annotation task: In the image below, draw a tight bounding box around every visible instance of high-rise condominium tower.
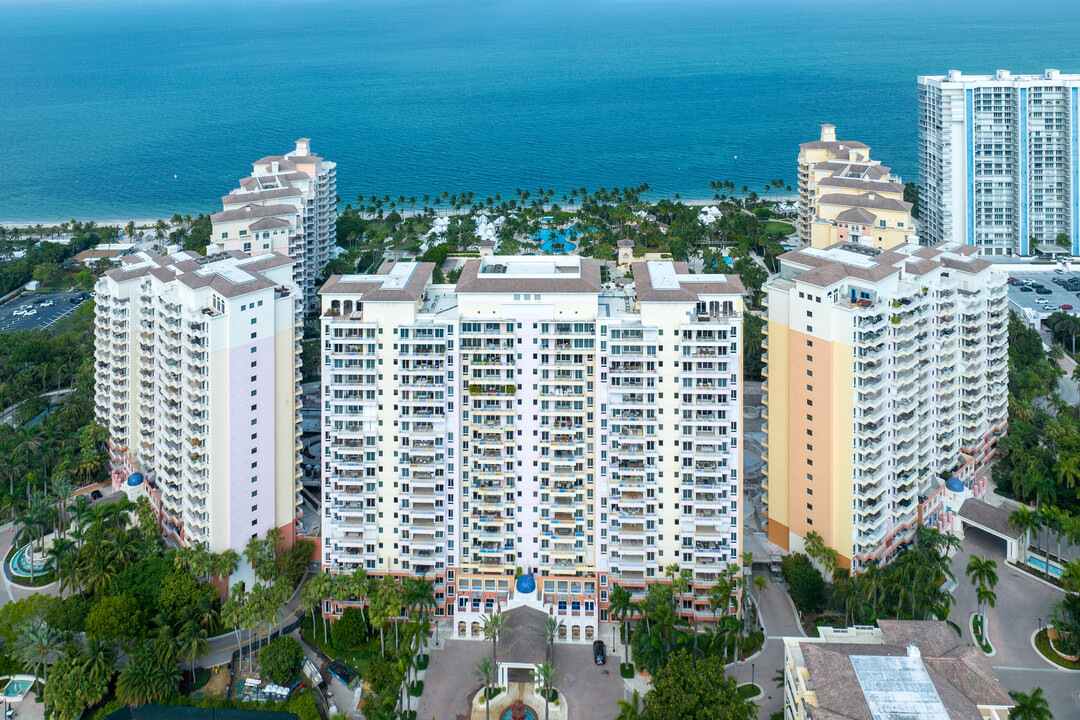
[319,256,745,637]
[919,69,1080,256]
[212,138,337,307]
[762,241,1007,570]
[94,250,303,553]
[798,124,915,250]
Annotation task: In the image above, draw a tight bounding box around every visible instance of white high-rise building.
[93,250,304,553]
[919,69,1080,256]
[762,241,1008,570]
[319,256,745,637]
[212,138,338,307]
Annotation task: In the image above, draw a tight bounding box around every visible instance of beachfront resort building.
[919,69,1080,256]
[93,249,304,554]
[782,621,1013,720]
[211,138,337,307]
[762,241,1008,570]
[319,256,746,638]
[797,124,916,250]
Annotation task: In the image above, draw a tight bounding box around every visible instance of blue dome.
[127,472,144,486]
[516,574,536,594]
[945,476,965,493]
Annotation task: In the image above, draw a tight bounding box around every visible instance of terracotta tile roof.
[211,203,299,224]
[319,262,434,302]
[833,208,878,225]
[818,176,905,194]
[633,262,745,302]
[818,192,912,214]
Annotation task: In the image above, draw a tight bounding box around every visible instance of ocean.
[2,0,1080,222]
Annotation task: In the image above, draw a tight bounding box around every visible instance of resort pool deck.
[534,225,591,253]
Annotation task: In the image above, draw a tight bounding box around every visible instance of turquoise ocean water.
[2,0,1080,221]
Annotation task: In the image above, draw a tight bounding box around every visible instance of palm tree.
[965,555,998,592]
[533,660,561,720]
[45,537,76,597]
[1007,687,1052,720]
[1010,506,1045,572]
[615,689,642,720]
[543,616,564,664]
[177,620,209,680]
[15,621,57,693]
[974,585,997,640]
[472,657,498,720]
[81,639,114,684]
[481,611,510,665]
[609,584,633,665]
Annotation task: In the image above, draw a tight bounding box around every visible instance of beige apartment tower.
[798,124,916,250]
[762,242,1007,570]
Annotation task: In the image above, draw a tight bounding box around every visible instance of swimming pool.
[2,678,32,700]
[534,226,585,253]
[1026,556,1064,578]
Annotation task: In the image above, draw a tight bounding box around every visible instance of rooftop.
[454,256,604,294]
[105,249,295,299]
[792,621,1013,720]
[776,241,991,289]
[320,261,434,302]
[634,262,745,302]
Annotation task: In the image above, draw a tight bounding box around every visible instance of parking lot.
[1004,267,1080,318]
[0,292,90,332]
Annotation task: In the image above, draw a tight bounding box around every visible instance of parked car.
[1020,286,1033,292]
[1061,304,1075,310]
[1055,268,1065,274]
[1035,298,1050,305]
[1037,288,1053,295]
[593,640,606,665]
[39,300,54,307]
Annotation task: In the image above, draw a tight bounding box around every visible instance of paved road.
[0,388,74,427]
[952,526,1080,719]
[0,292,88,333]
[200,578,307,667]
[738,571,803,720]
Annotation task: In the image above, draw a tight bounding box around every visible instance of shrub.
[332,606,368,652]
[260,636,304,685]
[782,553,825,612]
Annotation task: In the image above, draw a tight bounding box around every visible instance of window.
[806,414,813,421]
[806,355,813,362]
[806,340,813,347]
[806,369,813,377]
[243,242,251,252]
[221,232,228,239]
[806,443,813,451]
[251,519,258,526]
[250,347,257,354]
[806,503,813,510]
[806,384,813,392]
[807,488,813,496]
[807,518,813,526]
[252,490,258,497]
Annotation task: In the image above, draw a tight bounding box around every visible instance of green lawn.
[1035,629,1080,670]
[763,221,796,236]
[737,683,762,700]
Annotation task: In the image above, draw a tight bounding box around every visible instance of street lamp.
[752,663,755,688]
[612,625,616,655]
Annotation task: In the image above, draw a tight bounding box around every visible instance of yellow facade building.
[798,124,916,250]
[762,241,1008,569]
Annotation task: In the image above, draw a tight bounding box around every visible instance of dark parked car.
[1020,286,1033,292]
[593,640,606,665]
[1037,288,1053,295]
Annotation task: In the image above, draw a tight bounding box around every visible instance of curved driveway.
[951,527,1079,719]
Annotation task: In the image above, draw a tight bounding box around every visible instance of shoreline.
[0,195,798,230]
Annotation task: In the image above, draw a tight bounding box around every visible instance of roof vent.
[907,643,921,658]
